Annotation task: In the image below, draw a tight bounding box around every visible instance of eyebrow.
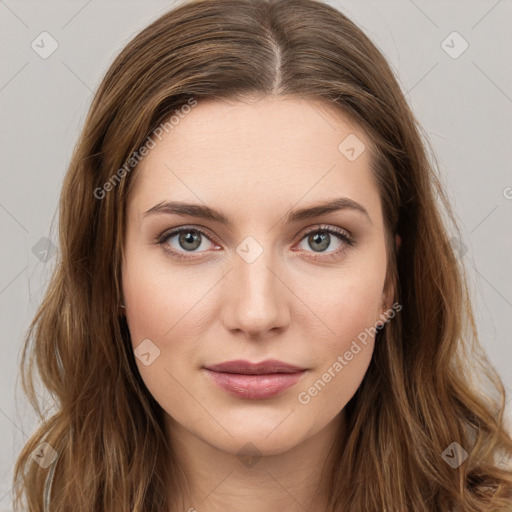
[143,197,371,225]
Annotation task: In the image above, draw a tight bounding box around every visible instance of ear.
[382,233,401,308]
[395,233,402,253]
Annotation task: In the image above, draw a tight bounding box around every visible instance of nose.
[221,243,291,338]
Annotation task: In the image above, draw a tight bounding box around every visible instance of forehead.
[128,95,380,220]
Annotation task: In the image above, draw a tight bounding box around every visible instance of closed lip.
[203,359,306,375]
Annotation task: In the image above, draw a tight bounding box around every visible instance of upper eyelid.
[301,224,351,237]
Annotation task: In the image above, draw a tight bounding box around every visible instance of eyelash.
[155,224,354,261]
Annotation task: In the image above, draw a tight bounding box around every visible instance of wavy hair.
[13,0,512,510]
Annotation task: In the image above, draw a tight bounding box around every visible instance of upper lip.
[204,359,306,375]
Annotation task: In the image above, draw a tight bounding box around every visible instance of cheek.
[122,261,205,415]
[295,261,386,409]
[122,253,203,343]
[122,254,220,391]
[303,260,386,351]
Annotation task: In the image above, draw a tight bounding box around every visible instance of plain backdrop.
[0,0,511,509]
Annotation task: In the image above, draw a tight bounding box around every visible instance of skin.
[122,95,397,512]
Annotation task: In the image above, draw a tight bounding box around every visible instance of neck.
[165,412,346,512]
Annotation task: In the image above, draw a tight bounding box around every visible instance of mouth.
[203,358,306,375]
[203,359,308,400]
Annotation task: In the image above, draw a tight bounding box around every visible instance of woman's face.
[122,95,392,457]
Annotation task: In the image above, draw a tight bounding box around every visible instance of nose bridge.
[223,234,289,334]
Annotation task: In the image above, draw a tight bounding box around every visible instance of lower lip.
[204,369,306,399]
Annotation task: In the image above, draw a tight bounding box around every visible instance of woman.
[13,0,512,510]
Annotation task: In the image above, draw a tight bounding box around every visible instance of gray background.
[1,0,511,508]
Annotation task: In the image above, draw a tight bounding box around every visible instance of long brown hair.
[13,0,512,510]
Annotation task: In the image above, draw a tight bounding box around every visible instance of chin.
[200,419,313,457]
[216,433,302,458]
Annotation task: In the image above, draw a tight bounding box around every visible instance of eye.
[294,224,354,260]
[156,224,354,261]
[157,226,220,259]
